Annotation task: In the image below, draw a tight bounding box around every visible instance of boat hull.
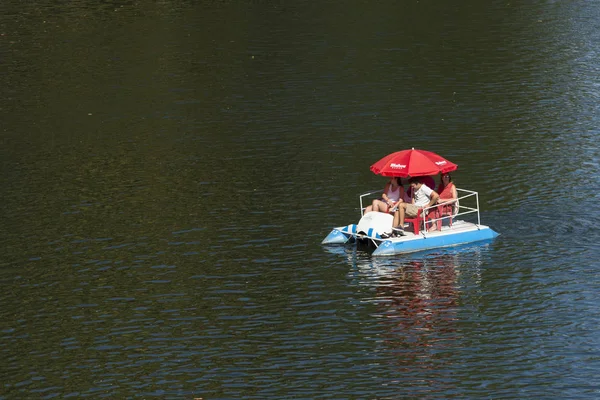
[372,224,498,256]
[322,220,499,256]
[321,227,354,245]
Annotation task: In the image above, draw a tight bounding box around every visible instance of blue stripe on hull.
[373,227,499,256]
[341,224,357,234]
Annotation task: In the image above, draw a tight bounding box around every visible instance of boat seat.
[404,206,442,235]
[434,198,459,230]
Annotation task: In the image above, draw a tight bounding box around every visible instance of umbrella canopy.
[370,148,458,178]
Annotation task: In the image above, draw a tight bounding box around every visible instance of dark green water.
[2,1,599,398]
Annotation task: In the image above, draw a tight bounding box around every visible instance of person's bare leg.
[398,206,405,228]
[393,204,406,228]
[365,198,381,214]
[428,209,439,231]
[390,205,406,236]
[372,200,382,212]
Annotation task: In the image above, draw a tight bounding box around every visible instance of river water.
[2,1,599,399]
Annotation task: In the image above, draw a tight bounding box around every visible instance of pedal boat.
[322,188,499,256]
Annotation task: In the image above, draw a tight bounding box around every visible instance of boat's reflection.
[332,244,489,373]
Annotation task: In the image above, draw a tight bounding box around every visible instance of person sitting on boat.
[364,177,404,214]
[433,173,458,225]
[387,176,439,236]
[425,173,458,231]
[405,175,434,200]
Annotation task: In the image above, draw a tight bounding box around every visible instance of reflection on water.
[341,247,488,393]
[374,257,460,341]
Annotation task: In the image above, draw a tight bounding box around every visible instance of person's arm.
[381,183,392,206]
[427,190,439,208]
[389,186,404,210]
[395,186,405,204]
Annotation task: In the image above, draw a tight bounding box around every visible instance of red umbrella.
[370,148,458,177]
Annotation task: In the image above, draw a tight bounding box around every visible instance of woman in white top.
[364,177,405,214]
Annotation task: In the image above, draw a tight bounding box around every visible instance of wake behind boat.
[321,149,499,256]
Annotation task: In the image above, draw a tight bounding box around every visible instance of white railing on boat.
[359,187,482,231]
[359,189,383,215]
